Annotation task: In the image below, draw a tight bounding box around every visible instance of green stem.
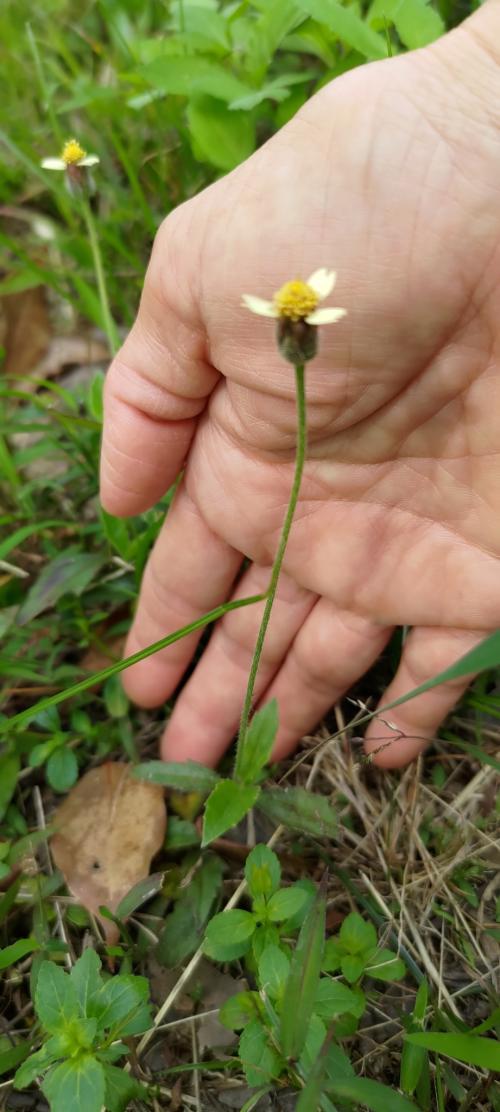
[235,363,307,777]
[81,198,120,356]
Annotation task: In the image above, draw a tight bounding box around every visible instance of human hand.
[100,6,500,769]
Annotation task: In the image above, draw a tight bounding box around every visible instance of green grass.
[1,2,499,1111]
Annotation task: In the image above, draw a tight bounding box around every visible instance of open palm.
[101,10,500,768]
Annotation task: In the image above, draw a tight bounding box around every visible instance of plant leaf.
[314,977,361,1019]
[204,909,256,961]
[156,855,224,968]
[366,948,406,981]
[236,700,279,784]
[51,763,166,944]
[258,945,290,1000]
[404,1032,500,1071]
[35,961,79,1034]
[115,871,165,920]
[0,753,20,821]
[257,786,336,838]
[202,780,260,846]
[239,1018,281,1087]
[297,0,386,59]
[69,949,102,1016]
[17,550,104,625]
[267,886,308,922]
[280,880,325,1058]
[219,991,260,1031]
[42,1055,105,1112]
[89,974,151,1037]
[0,937,39,970]
[140,55,252,102]
[103,1063,148,1112]
[245,844,281,900]
[328,1076,418,1111]
[187,95,256,172]
[46,748,78,793]
[134,759,219,795]
[339,911,377,954]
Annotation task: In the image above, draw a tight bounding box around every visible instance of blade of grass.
[0,592,265,732]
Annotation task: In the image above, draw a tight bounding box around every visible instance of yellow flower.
[242,268,346,326]
[41,138,100,172]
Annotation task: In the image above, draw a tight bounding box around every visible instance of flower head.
[242,268,346,327]
[242,268,346,364]
[41,138,100,172]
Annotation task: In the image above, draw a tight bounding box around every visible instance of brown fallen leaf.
[51,763,166,943]
[1,286,51,378]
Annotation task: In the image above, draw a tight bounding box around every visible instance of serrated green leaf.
[280,881,325,1058]
[404,1032,500,1071]
[258,945,290,999]
[239,1018,281,1087]
[236,700,279,784]
[133,759,219,794]
[165,816,200,850]
[339,912,377,955]
[202,780,260,846]
[69,949,102,1016]
[314,977,361,1019]
[219,991,260,1030]
[341,953,366,983]
[42,1055,105,1112]
[245,844,281,901]
[322,937,343,972]
[89,975,151,1037]
[267,885,307,923]
[188,95,256,171]
[14,1041,59,1089]
[366,948,406,981]
[103,1063,148,1112]
[204,909,256,961]
[257,786,336,838]
[35,962,79,1034]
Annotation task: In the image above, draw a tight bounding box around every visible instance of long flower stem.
[81,198,120,356]
[235,362,307,777]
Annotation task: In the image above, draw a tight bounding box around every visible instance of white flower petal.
[306,268,336,300]
[306,306,347,325]
[79,155,100,166]
[241,294,278,318]
[41,158,66,170]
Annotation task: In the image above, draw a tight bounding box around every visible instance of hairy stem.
[235,362,307,777]
[81,198,119,356]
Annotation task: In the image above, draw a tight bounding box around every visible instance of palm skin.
[101,8,500,769]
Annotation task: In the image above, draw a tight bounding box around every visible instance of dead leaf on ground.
[1,287,51,378]
[51,762,166,943]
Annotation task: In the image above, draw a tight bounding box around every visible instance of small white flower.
[41,138,99,172]
[242,268,346,326]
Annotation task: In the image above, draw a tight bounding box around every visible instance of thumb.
[100,202,219,517]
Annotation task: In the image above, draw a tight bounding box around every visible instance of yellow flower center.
[61,138,86,165]
[273,280,319,321]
